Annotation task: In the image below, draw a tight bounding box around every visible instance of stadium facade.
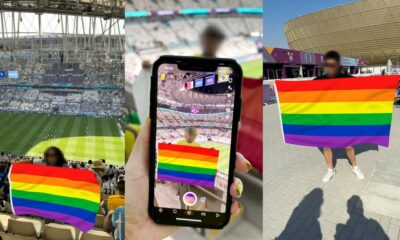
[284,0,400,65]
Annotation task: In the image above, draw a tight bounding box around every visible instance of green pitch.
[240,58,263,79]
[0,112,124,166]
[200,141,230,174]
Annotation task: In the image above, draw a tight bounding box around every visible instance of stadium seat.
[43,223,78,240]
[4,201,13,214]
[94,214,105,229]
[7,217,43,238]
[80,229,113,240]
[1,232,38,240]
[0,214,11,231]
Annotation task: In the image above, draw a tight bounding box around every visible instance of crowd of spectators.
[0,60,124,88]
[0,87,124,117]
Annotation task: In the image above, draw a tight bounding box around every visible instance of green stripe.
[11,190,99,213]
[281,113,393,125]
[158,162,216,175]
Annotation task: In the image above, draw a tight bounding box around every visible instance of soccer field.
[201,141,230,174]
[0,112,124,166]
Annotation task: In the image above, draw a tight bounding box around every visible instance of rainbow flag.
[9,164,100,232]
[275,76,399,148]
[157,143,219,188]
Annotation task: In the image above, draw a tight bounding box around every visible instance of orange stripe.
[158,149,218,163]
[11,174,100,194]
[279,89,395,103]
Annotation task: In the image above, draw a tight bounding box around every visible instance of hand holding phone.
[148,56,245,229]
[125,120,251,239]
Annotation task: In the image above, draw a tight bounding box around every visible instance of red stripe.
[158,143,220,157]
[11,164,99,184]
[276,75,400,92]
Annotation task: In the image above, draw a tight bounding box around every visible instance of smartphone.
[148,56,242,228]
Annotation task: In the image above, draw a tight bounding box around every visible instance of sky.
[263,0,356,48]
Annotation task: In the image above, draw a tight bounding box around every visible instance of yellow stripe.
[12,182,100,203]
[280,101,394,114]
[158,156,217,169]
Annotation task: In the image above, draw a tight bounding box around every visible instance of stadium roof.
[0,1,125,60]
[0,0,124,18]
[284,0,400,65]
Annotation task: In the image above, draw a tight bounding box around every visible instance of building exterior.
[263,47,365,80]
[284,0,400,65]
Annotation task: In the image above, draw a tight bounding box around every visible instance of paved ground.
[264,104,400,240]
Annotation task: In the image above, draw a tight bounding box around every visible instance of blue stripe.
[12,198,96,222]
[157,169,216,181]
[283,124,391,137]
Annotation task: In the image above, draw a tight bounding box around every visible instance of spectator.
[104,206,125,240]
[315,51,364,182]
[102,175,115,200]
[201,25,226,58]
[177,126,200,146]
[13,146,68,167]
[107,180,125,211]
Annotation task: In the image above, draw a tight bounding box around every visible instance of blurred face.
[202,36,222,57]
[45,149,58,166]
[324,59,341,78]
[184,130,197,143]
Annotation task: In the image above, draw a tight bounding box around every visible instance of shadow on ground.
[275,189,389,240]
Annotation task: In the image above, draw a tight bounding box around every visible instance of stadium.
[0,1,125,239]
[284,0,400,65]
[125,0,263,238]
[0,1,125,166]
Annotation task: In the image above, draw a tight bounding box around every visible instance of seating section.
[0,87,123,117]
[0,61,124,88]
[0,203,114,240]
[157,109,232,144]
[127,0,261,10]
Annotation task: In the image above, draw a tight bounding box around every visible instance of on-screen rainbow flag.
[275,76,400,148]
[157,143,219,188]
[9,164,100,232]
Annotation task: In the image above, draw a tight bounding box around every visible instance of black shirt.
[314,73,354,80]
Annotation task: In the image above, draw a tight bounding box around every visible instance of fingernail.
[146,117,150,124]
[245,159,252,171]
[236,182,243,197]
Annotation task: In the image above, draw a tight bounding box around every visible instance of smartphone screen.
[149,57,241,228]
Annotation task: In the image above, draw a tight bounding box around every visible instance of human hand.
[125,119,252,240]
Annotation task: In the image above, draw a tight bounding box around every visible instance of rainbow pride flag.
[9,164,100,232]
[275,76,400,148]
[157,143,219,188]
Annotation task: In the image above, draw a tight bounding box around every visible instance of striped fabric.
[9,164,100,232]
[275,76,400,148]
[157,143,219,188]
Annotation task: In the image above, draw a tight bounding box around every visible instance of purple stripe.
[13,206,94,232]
[157,174,215,188]
[284,134,389,148]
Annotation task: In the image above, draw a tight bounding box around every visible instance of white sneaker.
[351,166,365,180]
[322,169,336,183]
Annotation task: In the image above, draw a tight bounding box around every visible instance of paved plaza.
[264,104,400,240]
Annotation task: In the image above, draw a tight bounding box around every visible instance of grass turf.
[240,58,263,79]
[199,141,230,174]
[0,112,124,166]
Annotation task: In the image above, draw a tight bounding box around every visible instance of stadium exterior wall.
[284,0,400,65]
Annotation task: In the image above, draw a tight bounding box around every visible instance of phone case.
[148,55,243,229]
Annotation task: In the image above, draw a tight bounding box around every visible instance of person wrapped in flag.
[275,51,399,183]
